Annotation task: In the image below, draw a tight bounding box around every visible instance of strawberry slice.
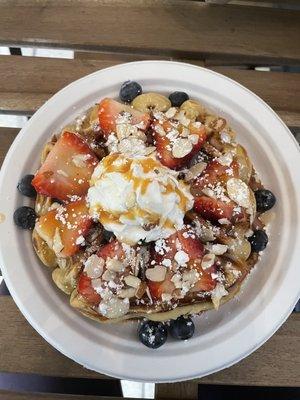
[78,274,101,304]
[153,119,207,170]
[190,259,217,292]
[32,131,98,202]
[97,239,125,261]
[177,229,204,259]
[191,160,239,195]
[193,196,247,224]
[98,98,151,138]
[147,271,175,301]
[35,199,92,257]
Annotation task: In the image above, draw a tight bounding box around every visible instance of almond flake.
[84,254,104,278]
[165,107,177,118]
[118,287,136,299]
[124,275,141,288]
[201,253,215,269]
[106,258,125,272]
[188,134,199,145]
[99,296,129,319]
[161,293,172,302]
[102,269,116,282]
[227,178,251,208]
[116,123,133,140]
[172,138,193,158]
[210,244,228,255]
[184,162,207,182]
[52,228,64,255]
[211,283,228,309]
[145,265,167,282]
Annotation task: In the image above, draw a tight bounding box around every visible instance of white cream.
[88,154,194,244]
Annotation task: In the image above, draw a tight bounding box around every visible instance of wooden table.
[0,1,299,399]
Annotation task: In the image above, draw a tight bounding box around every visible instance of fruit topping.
[120,81,142,103]
[169,316,195,340]
[17,174,36,198]
[32,131,98,202]
[169,91,189,107]
[248,230,268,252]
[138,320,168,349]
[255,189,276,212]
[13,206,36,230]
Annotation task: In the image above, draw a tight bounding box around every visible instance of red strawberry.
[190,259,217,292]
[32,131,98,202]
[191,160,239,194]
[193,196,246,224]
[177,229,204,259]
[78,274,101,304]
[97,239,125,261]
[98,98,151,138]
[35,199,92,257]
[153,120,207,170]
[147,271,175,300]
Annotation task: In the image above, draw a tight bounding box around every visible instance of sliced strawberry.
[35,199,92,257]
[98,98,151,138]
[190,260,217,292]
[32,131,98,201]
[191,160,239,195]
[78,274,101,304]
[153,120,207,170]
[150,233,178,265]
[147,271,175,300]
[97,239,125,261]
[193,195,246,224]
[177,229,204,259]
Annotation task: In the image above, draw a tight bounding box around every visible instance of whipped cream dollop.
[87,154,194,244]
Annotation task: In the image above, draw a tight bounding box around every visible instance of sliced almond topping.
[84,254,104,279]
[210,244,228,255]
[184,162,207,182]
[181,127,190,137]
[124,275,141,288]
[201,253,215,269]
[217,151,233,167]
[118,287,136,299]
[227,178,251,208]
[102,269,116,282]
[171,273,182,288]
[135,281,147,299]
[116,123,133,140]
[172,138,193,158]
[165,107,177,119]
[145,265,167,282]
[176,110,191,127]
[188,134,199,145]
[211,283,228,309]
[106,258,125,272]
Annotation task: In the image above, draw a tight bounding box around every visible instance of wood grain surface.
[0,1,299,64]
[0,55,299,130]
[0,392,136,400]
[0,296,299,384]
[0,128,18,167]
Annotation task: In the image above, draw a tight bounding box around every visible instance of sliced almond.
[106,258,125,272]
[161,293,172,302]
[210,244,228,255]
[171,273,182,289]
[52,228,64,256]
[201,253,215,269]
[135,281,147,299]
[227,178,251,208]
[188,134,199,145]
[184,162,207,182]
[118,287,136,299]
[116,123,133,140]
[145,265,167,282]
[102,269,116,282]
[172,138,193,158]
[175,110,191,127]
[165,107,177,119]
[124,275,141,288]
[84,254,104,279]
[211,283,228,309]
[154,123,166,136]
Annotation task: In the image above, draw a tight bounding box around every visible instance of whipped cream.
[88,154,194,244]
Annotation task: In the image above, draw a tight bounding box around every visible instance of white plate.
[0,61,300,383]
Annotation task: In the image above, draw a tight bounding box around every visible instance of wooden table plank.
[0,392,135,400]
[0,1,299,64]
[0,55,299,130]
[0,128,18,167]
[0,296,299,384]
[0,297,107,378]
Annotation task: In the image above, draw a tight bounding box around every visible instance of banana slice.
[180,100,206,121]
[132,93,171,113]
[32,229,57,268]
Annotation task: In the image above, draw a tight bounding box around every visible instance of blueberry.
[17,174,36,198]
[255,189,276,212]
[169,91,189,107]
[248,230,268,252]
[13,206,36,230]
[138,320,168,349]
[120,81,142,103]
[169,316,195,340]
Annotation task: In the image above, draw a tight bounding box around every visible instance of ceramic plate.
[0,61,300,382]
